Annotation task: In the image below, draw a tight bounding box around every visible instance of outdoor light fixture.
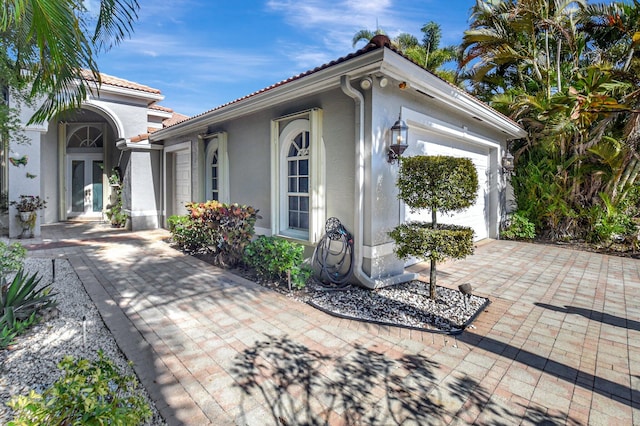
[388,113,408,164]
[502,151,515,173]
[360,77,372,90]
[379,77,389,88]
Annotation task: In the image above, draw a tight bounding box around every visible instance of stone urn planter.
[11,195,47,239]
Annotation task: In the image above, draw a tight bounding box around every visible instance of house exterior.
[4,35,526,288]
[149,35,527,288]
[2,72,186,239]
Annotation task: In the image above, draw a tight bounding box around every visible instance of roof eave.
[379,50,527,139]
[89,83,165,103]
[150,49,385,141]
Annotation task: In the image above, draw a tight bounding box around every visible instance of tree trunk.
[430,207,437,300]
[429,257,437,300]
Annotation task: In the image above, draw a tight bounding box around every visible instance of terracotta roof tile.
[81,70,161,94]
[149,104,173,112]
[163,112,190,127]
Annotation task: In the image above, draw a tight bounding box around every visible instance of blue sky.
[94,0,481,116]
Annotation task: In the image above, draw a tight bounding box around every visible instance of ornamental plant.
[243,236,312,290]
[10,195,46,212]
[169,201,260,267]
[8,350,152,425]
[389,155,478,299]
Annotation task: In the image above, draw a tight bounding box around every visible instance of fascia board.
[148,109,173,119]
[89,83,164,103]
[380,51,527,139]
[151,50,385,141]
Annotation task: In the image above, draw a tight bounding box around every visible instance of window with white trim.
[271,109,324,243]
[204,132,229,203]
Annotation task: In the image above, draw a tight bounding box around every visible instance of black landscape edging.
[307,296,491,336]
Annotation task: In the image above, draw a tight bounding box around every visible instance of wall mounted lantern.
[501,151,515,173]
[388,114,408,164]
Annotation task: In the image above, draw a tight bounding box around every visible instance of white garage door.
[404,132,490,241]
[174,150,191,215]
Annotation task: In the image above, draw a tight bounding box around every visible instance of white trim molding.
[270,108,325,244]
[203,132,229,203]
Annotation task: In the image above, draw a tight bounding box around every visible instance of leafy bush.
[501,212,536,240]
[0,242,26,276]
[8,350,152,425]
[168,214,208,252]
[587,193,637,245]
[244,236,312,289]
[168,201,260,267]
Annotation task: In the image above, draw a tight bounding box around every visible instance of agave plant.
[0,270,56,328]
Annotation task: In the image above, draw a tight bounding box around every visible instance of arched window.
[67,125,104,149]
[272,109,324,242]
[204,132,228,203]
[286,130,310,231]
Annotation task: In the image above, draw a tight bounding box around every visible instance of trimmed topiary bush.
[389,155,478,299]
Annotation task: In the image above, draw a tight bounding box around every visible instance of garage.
[403,129,490,241]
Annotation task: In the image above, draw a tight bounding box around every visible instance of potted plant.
[11,195,47,238]
[106,169,127,228]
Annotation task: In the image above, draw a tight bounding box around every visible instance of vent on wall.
[416,89,435,99]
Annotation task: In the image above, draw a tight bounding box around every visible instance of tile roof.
[81,70,161,94]
[162,111,190,127]
[171,35,393,126]
[159,34,522,132]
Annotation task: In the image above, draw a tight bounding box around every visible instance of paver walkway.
[27,223,640,425]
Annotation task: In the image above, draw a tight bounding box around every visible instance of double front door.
[66,154,104,218]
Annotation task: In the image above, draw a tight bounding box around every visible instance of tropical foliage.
[352,22,458,81]
[168,201,260,267]
[459,0,640,246]
[0,0,139,132]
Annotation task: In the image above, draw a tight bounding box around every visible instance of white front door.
[174,150,191,215]
[67,154,104,218]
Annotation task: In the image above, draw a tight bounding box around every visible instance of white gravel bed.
[0,257,165,425]
[307,281,489,333]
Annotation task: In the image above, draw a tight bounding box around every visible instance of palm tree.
[352,21,457,80]
[0,0,139,124]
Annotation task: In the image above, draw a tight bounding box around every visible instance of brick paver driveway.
[30,224,640,425]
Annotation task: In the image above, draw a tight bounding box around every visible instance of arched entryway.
[51,106,121,223]
[65,123,105,218]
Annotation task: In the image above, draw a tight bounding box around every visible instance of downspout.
[340,75,417,289]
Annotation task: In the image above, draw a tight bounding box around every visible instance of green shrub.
[168,201,260,267]
[0,312,37,349]
[389,222,474,263]
[397,155,478,212]
[501,212,536,240]
[0,242,26,276]
[8,350,152,425]
[168,214,208,252]
[243,236,312,289]
[389,156,478,299]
